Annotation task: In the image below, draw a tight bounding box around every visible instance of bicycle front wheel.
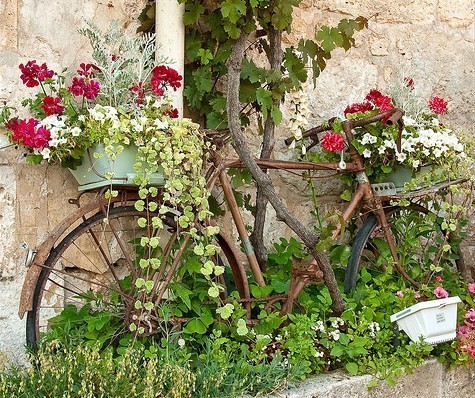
[344,204,460,293]
[26,205,239,349]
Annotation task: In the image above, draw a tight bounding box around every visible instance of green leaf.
[241,59,263,83]
[221,0,247,24]
[197,48,213,65]
[184,318,207,334]
[271,105,282,125]
[345,362,359,375]
[250,284,274,299]
[322,27,344,52]
[340,190,352,201]
[256,88,273,120]
[171,283,192,309]
[183,1,205,25]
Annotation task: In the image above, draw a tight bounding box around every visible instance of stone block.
[0,0,18,51]
[438,0,474,27]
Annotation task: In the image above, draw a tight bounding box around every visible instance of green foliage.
[178,0,367,128]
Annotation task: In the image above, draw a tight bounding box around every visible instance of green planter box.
[69,144,165,191]
[383,165,445,192]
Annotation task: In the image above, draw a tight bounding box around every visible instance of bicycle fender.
[18,198,105,319]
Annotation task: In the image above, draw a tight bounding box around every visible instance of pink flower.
[19,60,54,87]
[396,291,404,298]
[433,286,449,299]
[428,96,448,114]
[321,132,345,152]
[414,292,421,299]
[41,96,64,116]
[7,118,50,149]
[468,283,475,294]
[82,80,100,100]
[68,77,100,100]
[465,309,475,325]
[435,276,443,283]
[68,77,86,96]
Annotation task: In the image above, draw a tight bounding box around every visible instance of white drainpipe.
[155,0,185,117]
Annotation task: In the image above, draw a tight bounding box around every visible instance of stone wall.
[0,0,473,363]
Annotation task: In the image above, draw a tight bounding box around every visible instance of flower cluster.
[1,27,182,168]
[316,81,469,183]
[456,284,475,359]
[286,89,310,144]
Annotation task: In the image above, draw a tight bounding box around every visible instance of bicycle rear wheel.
[344,204,460,293]
[26,205,240,349]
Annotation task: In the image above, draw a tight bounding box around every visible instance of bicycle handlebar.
[284,108,404,147]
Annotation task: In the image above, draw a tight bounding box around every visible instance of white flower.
[329,330,340,341]
[40,147,51,159]
[362,149,372,158]
[71,127,81,137]
[361,133,377,145]
[314,351,325,358]
[396,151,407,162]
[177,338,185,347]
[154,119,169,130]
[78,115,86,122]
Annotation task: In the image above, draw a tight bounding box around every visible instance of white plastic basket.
[390,296,461,345]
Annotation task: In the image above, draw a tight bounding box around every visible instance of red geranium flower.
[373,95,394,112]
[151,65,182,93]
[344,101,373,116]
[68,77,86,96]
[404,77,414,89]
[130,81,145,105]
[429,96,448,115]
[41,96,64,116]
[365,89,383,103]
[7,118,50,149]
[321,132,344,152]
[165,107,179,119]
[77,63,101,78]
[83,80,100,100]
[68,77,100,100]
[19,60,54,88]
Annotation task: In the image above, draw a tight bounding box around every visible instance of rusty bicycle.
[19,107,464,348]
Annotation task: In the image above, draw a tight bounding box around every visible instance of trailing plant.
[137,2,368,313]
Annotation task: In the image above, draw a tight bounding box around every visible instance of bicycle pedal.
[371,182,397,196]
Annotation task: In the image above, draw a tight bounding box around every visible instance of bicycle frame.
[204,108,416,314]
[19,108,410,321]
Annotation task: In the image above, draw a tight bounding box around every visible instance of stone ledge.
[263,358,474,398]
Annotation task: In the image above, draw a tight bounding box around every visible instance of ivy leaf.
[223,21,242,39]
[221,0,247,24]
[185,30,203,62]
